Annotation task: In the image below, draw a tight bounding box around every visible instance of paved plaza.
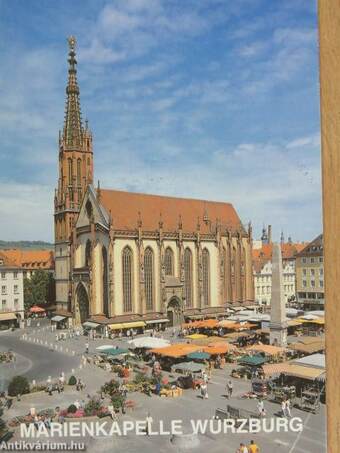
[0,321,327,453]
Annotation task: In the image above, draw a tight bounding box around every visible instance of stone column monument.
[269,242,287,346]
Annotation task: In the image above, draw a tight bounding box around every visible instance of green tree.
[8,376,30,396]
[24,270,54,310]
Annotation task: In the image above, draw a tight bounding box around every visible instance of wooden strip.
[318,1,340,451]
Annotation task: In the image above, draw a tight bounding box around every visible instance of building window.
[311,269,315,276]
[311,257,315,263]
[14,298,19,307]
[102,247,109,317]
[202,248,210,306]
[320,280,324,288]
[144,248,154,311]
[68,158,73,183]
[319,257,323,263]
[320,268,324,276]
[184,248,193,308]
[13,272,18,279]
[1,300,6,308]
[122,247,133,313]
[1,272,5,279]
[303,269,307,276]
[14,285,18,294]
[77,158,81,186]
[164,247,174,276]
[302,280,307,288]
[85,240,91,267]
[302,258,307,263]
[1,286,6,295]
[311,280,315,287]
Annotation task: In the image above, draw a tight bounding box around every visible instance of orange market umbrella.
[29,306,45,313]
[149,344,202,358]
[203,344,230,355]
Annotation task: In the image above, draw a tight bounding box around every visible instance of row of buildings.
[0,230,323,328]
[253,226,324,310]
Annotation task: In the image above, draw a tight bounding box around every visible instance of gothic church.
[54,37,254,329]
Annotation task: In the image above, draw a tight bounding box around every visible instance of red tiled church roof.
[100,189,244,234]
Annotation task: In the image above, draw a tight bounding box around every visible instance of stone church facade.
[54,38,254,328]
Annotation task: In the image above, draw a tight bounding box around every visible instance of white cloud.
[286,133,320,149]
[78,38,126,64]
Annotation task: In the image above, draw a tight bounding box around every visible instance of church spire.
[63,36,83,146]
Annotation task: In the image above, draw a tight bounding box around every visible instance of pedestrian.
[257,399,265,417]
[109,405,118,421]
[236,443,249,453]
[281,399,287,417]
[226,380,233,398]
[85,342,89,354]
[248,440,259,453]
[200,382,208,399]
[146,412,153,435]
[286,398,292,418]
[44,417,51,430]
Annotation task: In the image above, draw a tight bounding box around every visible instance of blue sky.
[0,0,321,242]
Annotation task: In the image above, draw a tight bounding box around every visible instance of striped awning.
[109,321,145,330]
[262,362,325,380]
[0,312,17,321]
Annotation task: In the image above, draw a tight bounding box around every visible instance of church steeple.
[55,36,93,243]
[63,36,83,146]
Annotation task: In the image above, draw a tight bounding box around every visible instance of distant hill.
[0,241,54,250]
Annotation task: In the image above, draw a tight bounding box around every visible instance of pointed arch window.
[184,248,193,308]
[77,158,81,186]
[68,158,73,185]
[144,247,154,311]
[164,247,174,276]
[202,248,210,306]
[85,240,91,267]
[122,247,133,313]
[102,246,109,317]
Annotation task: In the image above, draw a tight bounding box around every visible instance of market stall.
[186,351,211,361]
[108,321,146,336]
[128,336,170,349]
[51,315,68,329]
[149,344,202,371]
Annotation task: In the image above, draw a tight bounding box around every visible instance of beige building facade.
[70,187,254,327]
[253,241,305,306]
[295,234,324,310]
[0,252,24,327]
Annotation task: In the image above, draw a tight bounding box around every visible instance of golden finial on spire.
[68,36,76,51]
